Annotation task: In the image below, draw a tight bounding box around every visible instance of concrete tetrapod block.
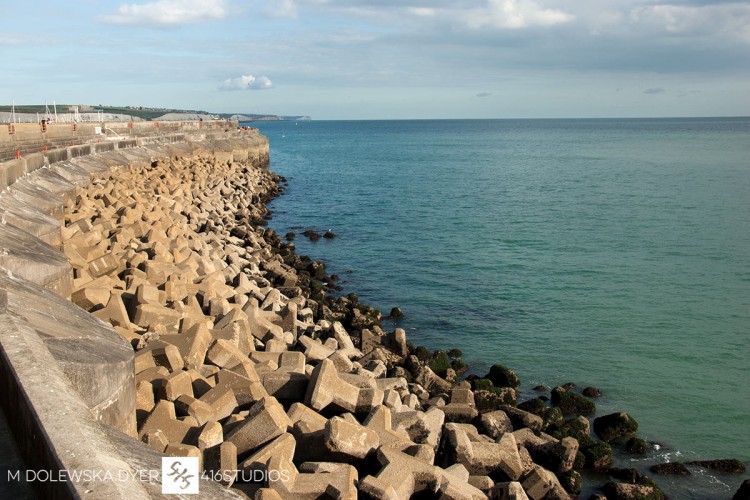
[288,462,358,500]
[298,335,336,362]
[138,400,194,444]
[160,322,213,370]
[391,405,445,452]
[360,447,486,500]
[225,396,292,456]
[204,441,238,487]
[239,432,296,476]
[331,321,362,359]
[521,465,564,500]
[0,272,135,434]
[490,481,530,500]
[101,420,246,499]
[324,416,380,462]
[514,430,579,474]
[215,369,269,407]
[153,370,194,401]
[444,423,524,480]
[478,410,514,439]
[253,351,308,400]
[499,405,544,432]
[199,383,240,421]
[304,358,384,414]
[287,402,330,463]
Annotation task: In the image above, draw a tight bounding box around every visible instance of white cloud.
[265,0,298,18]
[101,0,228,26]
[629,3,750,42]
[219,75,274,91]
[464,0,574,29]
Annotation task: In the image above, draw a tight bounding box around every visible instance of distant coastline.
[0,103,311,124]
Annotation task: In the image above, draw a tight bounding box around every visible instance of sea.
[249,118,750,498]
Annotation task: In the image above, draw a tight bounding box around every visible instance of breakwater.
[1,120,747,499]
[0,123,266,499]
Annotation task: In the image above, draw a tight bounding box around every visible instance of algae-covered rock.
[686,459,746,473]
[602,481,665,500]
[593,411,638,442]
[583,386,602,398]
[551,387,596,415]
[517,397,547,416]
[650,462,691,476]
[579,435,612,470]
[428,350,451,375]
[557,470,582,495]
[734,479,750,500]
[474,389,515,412]
[413,346,431,363]
[471,378,494,392]
[447,348,463,359]
[542,407,564,431]
[626,437,647,455]
[450,358,468,376]
[486,364,521,389]
[550,417,590,442]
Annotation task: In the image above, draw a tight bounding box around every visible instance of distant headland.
[0,103,310,123]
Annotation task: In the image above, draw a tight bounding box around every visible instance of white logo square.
[162,456,200,494]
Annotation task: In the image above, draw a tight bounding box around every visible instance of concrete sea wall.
[0,122,267,499]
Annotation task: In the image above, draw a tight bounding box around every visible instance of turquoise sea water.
[252,118,750,497]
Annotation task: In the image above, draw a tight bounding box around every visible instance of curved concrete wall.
[0,124,267,498]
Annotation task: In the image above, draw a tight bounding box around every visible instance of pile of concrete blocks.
[57,146,642,499]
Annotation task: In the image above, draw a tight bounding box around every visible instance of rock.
[474,389,516,413]
[582,386,601,398]
[557,470,582,495]
[324,416,379,461]
[517,398,546,416]
[579,436,612,470]
[323,229,336,239]
[542,407,564,430]
[359,447,485,499]
[443,423,523,479]
[499,404,543,431]
[602,481,665,500]
[224,396,292,456]
[625,437,647,454]
[650,462,691,476]
[304,359,384,414]
[686,459,746,473]
[285,232,295,241]
[389,306,404,318]
[551,387,596,415]
[593,411,638,442]
[550,417,589,442]
[302,229,320,241]
[486,364,521,389]
[478,410,513,439]
[734,479,750,500]
[428,350,452,375]
[490,481,529,499]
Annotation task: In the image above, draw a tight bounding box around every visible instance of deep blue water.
[251,118,750,497]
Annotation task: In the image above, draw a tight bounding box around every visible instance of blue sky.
[1,0,748,119]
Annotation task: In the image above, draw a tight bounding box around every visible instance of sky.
[1,0,749,119]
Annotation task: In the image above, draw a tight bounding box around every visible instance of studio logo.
[162,457,199,494]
